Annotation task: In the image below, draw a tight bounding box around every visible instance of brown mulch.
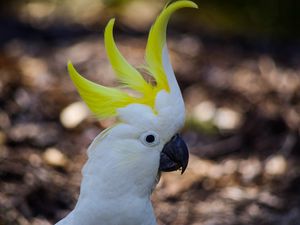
[0,32,300,225]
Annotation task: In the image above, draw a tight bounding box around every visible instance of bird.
[55,1,198,225]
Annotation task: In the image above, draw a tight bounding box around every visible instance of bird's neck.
[67,150,158,225]
[62,131,160,225]
[79,153,157,199]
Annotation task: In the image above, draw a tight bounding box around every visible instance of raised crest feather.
[68,0,198,119]
[104,19,152,95]
[145,1,198,92]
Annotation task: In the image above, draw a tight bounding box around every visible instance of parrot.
[55,1,198,225]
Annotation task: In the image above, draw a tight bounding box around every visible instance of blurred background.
[0,0,300,224]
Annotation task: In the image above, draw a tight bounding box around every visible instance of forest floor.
[0,28,300,225]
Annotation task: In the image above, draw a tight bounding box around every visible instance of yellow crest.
[68,0,198,118]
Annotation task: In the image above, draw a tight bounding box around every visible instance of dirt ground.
[0,26,300,225]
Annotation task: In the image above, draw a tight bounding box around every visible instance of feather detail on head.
[68,0,198,119]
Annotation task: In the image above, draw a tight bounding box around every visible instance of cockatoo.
[56,1,198,225]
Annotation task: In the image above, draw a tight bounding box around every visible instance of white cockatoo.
[56,1,198,225]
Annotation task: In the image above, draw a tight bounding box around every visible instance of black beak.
[159,134,189,174]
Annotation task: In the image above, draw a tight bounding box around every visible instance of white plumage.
[55,1,197,224]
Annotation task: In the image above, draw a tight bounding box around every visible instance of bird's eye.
[140,131,160,147]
